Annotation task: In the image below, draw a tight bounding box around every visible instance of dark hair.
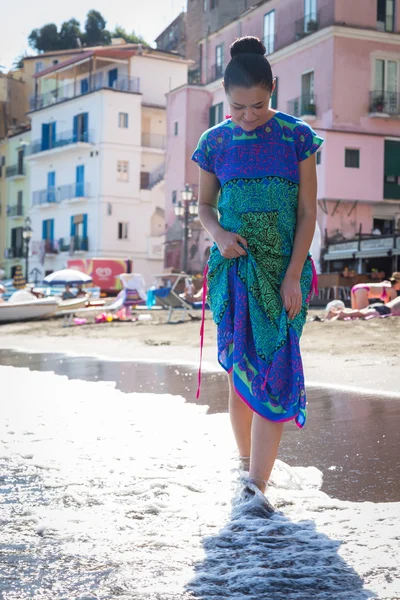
[224,36,273,92]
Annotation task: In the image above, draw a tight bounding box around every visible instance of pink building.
[165,0,400,276]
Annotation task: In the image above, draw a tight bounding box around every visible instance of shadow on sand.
[186,486,373,600]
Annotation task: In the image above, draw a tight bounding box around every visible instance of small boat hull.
[0,298,59,323]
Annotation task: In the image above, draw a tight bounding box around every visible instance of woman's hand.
[280,274,302,320]
[214,230,248,259]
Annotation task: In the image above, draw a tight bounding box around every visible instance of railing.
[263,35,276,55]
[6,164,25,178]
[59,238,70,253]
[6,247,24,259]
[72,236,89,252]
[140,162,165,190]
[287,94,317,117]
[207,63,224,84]
[58,182,90,201]
[30,74,141,111]
[141,133,167,150]
[369,90,400,116]
[188,68,201,85]
[45,240,58,254]
[32,188,59,206]
[7,204,24,217]
[26,130,94,156]
[295,12,320,39]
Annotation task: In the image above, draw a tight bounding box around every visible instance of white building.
[26,45,188,285]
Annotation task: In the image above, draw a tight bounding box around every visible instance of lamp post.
[22,216,33,282]
[174,184,198,273]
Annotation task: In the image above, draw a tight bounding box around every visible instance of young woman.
[351,272,400,309]
[192,37,323,495]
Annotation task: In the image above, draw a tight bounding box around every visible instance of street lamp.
[174,184,198,273]
[22,216,33,282]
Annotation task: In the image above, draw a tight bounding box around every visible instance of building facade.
[25,45,188,285]
[155,12,187,56]
[165,0,400,275]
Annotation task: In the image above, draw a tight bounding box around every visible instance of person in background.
[192,36,322,497]
[62,284,75,300]
[327,296,400,320]
[75,284,87,298]
[351,272,400,309]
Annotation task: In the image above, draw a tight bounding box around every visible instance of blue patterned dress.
[192,112,323,428]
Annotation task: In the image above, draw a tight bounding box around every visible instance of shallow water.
[0,349,399,503]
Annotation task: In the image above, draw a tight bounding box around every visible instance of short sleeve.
[191,131,214,173]
[294,122,324,162]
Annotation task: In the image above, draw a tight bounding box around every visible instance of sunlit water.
[1,365,399,599]
[0,350,399,503]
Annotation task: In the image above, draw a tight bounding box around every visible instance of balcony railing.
[141,133,167,150]
[6,247,24,259]
[369,90,400,116]
[32,188,59,207]
[140,162,165,190]
[7,204,24,217]
[207,63,224,84]
[26,130,94,157]
[287,94,317,118]
[30,74,141,111]
[58,182,90,201]
[72,236,89,252]
[295,12,320,39]
[45,240,58,254]
[188,68,201,85]
[6,164,25,178]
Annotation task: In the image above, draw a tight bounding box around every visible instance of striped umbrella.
[43,269,92,286]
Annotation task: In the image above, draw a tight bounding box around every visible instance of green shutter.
[384,140,400,200]
[271,76,278,109]
[209,105,217,127]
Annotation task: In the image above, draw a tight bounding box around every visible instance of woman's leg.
[352,288,368,309]
[228,372,253,463]
[249,415,284,493]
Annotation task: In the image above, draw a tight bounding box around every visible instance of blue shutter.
[76,165,84,197]
[73,115,78,143]
[41,123,49,151]
[83,113,89,142]
[42,220,47,240]
[47,171,55,203]
[70,216,76,237]
[83,214,88,239]
[50,122,56,148]
[50,219,54,241]
[81,78,89,94]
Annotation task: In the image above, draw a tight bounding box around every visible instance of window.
[80,78,89,94]
[172,190,177,204]
[271,76,278,109]
[316,150,322,165]
[117,160,129,181]
[345,149,360,168]
[73,113,89,143]
[373,217,394,234]
[209,102,224,127]
[374,58,399,113]
[108,68,118,88]
[203,0,207,10]
[118,222,129,240]
[140,172,150,189]
[42,219,54,241]
[210,0,217,8]
[263,10,275,54]
[35,61,44,73]
[215,44,224,79]
[41,122,56,151]
[119,112,129,128]
[174,121,179,136]
[377,0,394,32]
[301,71,315,114]
[384,140,400,199]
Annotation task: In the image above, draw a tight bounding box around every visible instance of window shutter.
[41,123,49,151]
[83,113,89,141]
[50,219,54,241]
[83,214,88,239]
[73,116,78,143]
[70,216,76,237]
[42,220,47,240]
[271,76,278,109]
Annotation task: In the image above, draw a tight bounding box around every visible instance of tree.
[28,23,60,53]
[59,18,83,50]
[12,52,27,69]
[84,10,111,46]
[111,26,148,45]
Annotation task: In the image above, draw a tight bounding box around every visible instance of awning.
[323,252,356,261]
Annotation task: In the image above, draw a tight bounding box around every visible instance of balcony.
[287,94,317,120]
[45,240,58,255]
[7,204,24,217]
[207,63,224,84]
[6,164,26,179]
[30,74,141,112]
[58,182,90,202]
[295,13,320,40]
[369,90,400,117]
[140,163,165,190]
[71,236,89,252]
[5,247,24,259]
[26,130,94,158]
[141,133,167,150]
[32,188,59,207]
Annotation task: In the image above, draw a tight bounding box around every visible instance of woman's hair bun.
[230,36,266,59]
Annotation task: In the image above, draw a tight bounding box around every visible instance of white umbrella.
[43,269,92,286]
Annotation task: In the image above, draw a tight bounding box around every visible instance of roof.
[33,48,137,79]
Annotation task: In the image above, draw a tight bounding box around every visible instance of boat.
[0,290,59,323]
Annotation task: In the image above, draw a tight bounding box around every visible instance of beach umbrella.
[43,268,92,286]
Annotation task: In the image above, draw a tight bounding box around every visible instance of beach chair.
[149,272,192,324]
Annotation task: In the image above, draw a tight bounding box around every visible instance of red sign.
[67,258,132,293]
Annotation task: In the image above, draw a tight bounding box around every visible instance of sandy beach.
[0,309,399,394]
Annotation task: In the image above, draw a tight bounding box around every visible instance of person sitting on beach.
[75,284,87,298]
[351,272,400,309]
[327,296,400,320]
[62,285,75,300]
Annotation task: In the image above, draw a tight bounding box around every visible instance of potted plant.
[372,95,385,112]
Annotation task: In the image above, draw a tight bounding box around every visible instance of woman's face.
[226,83,275,131]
